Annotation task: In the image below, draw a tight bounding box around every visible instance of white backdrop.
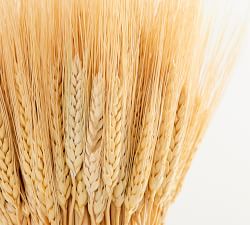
[167,1,250,224]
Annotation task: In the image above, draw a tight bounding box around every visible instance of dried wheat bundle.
[0,0,244,224]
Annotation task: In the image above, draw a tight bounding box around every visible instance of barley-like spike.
[49,66,71,211]
[148,76,183,202]
[84,73,103,195]
[0,91,21,224]
[65,56,85,177]
[103,76,122,196]
[83,73,104,223]
[10,73,37,217]
[170,102,210,203]
[33,69,61,224]
[74,63,88,217]
[65,55,86,223]
[33,120,60,225]
[103,75,123,225]
[112,108,128,208]
[124,103,156,224]
[155,88,189,206]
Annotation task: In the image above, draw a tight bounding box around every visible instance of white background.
[167,1,250,225]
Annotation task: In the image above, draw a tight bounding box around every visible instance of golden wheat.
[156,88,190,208]
[0,91,21,224]
[9,73,38,221]
[65,56,85,177]
[102,75,123,225]
[148,74,184,202]
[103,76,122,195]
[0,0,244,224]
[124,97,157,224]
[49,65,72,216]
[84,73,105,224]
[32,72,60,224]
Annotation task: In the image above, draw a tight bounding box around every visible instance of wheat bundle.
[0,0,244,224]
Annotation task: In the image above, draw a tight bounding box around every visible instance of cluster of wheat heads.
[0,0,243,224]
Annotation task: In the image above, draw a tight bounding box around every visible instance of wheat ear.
[124,101,156,224]
[83,73,105,224]
[103,75,122,224]
[32,131,49,224]
[0,91,21,224]
[73,63,88,221]
[32,97,60,225]
[8,73,37,220]
[65,56,86,222]
[112,91,128,225]
[155,88,190,210]
[170,99,209,203]
[146,76,183,221]
[49,65,71,217]
[148,80,179,192]
[65,56,85,176]
[74,66,88,223]
[112,113,128,207]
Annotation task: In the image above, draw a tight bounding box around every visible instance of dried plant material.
[154,87,191,211]
[84,73,105,224]
[7,72,38,220]
[0,90,21,224]
[48,49,72,218]
[65,56,87,223]
[0,0,244,224]
[124,91,159,224]
[65,56,85,178]
[49,63,72,222]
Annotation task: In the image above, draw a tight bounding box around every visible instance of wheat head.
[0,90,21,224]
